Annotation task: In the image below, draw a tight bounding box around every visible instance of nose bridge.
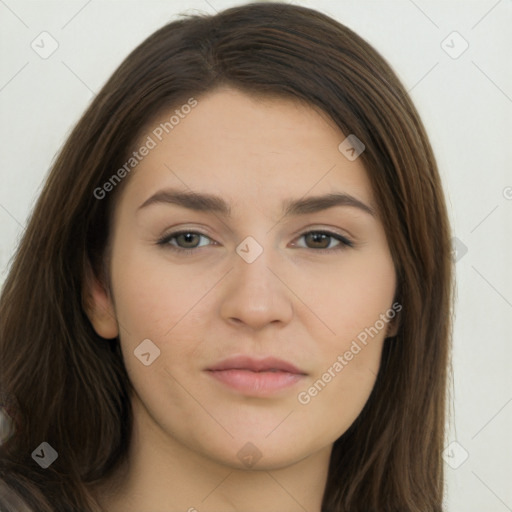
[234,233,278,297]
[219,234,294,328]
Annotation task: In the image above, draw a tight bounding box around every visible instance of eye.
[156,231,213,255]
[293,230,354,251]
[157,229,354,255]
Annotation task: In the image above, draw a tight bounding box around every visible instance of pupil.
[309,233,327,248]
[181,233,197,247]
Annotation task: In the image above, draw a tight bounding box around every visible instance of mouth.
[205,356,307,396]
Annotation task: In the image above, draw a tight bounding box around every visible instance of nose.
[219,242,294,331]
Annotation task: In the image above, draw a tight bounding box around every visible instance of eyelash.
[156,230,354,255]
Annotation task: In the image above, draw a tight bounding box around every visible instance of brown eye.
[297,231,353,251]
[157,229,353,255]
[304,232,331,249]
[157,231,212,254]
[175,232,201,248]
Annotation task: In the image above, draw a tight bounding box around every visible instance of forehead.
[120,87,375,213]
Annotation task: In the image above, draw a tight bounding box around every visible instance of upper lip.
[206,356,307,375]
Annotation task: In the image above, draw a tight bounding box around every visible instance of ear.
[82,261,119,340]
[385,308,401,339]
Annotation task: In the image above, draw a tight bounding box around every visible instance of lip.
[205,356,307,396]
[207,356,305,374]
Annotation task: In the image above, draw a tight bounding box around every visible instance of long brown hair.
[0,2,454,510]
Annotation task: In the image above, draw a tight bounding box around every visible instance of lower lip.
[206,369,304,395]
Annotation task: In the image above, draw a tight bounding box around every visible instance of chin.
[190,427,328,472]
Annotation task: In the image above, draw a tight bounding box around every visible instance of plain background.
[0,1,511,510]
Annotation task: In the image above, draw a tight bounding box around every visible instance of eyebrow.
[138,188,375,218]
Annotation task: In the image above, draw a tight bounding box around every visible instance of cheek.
[296,350,382,444]
[297,247,396,341]
[293,248,395,414]
[110,243,208,339]
[110,245,215,389]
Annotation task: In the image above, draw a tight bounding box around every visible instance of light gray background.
[1,1,511,510]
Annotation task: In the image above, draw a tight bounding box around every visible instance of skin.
[86,87,398,512]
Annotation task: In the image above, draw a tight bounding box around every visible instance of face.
[87,87,398,471]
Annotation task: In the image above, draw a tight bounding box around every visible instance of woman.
[0,2,454,511]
